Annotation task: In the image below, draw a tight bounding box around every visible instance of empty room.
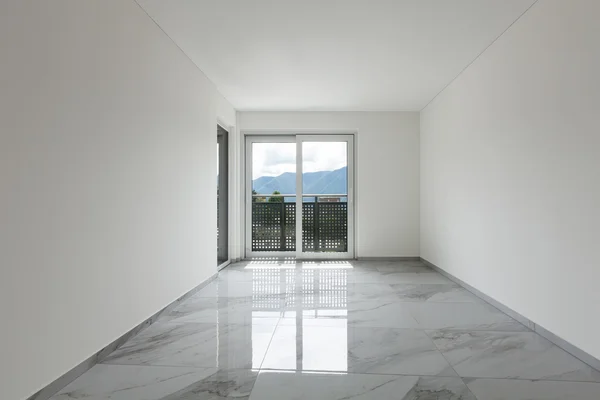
[2,1,599,399]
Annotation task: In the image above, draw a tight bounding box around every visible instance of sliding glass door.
[297,135,353,258]
[245,135,354,259]
[247,136,297,255]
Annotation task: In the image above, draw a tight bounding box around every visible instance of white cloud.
[252,142,296,179]
[252,142,347,179]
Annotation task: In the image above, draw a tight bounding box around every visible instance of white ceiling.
[138,0,536,111]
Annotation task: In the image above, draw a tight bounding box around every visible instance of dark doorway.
[217,125,229,266]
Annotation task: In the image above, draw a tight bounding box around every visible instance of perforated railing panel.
[252,202,282,251]
[252,202,296,252]
[316,203,348,252]
[302,203,315,252]
[252,201,347,253]
[284,203,296,251]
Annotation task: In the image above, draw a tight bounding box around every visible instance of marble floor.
[50,260,600,399]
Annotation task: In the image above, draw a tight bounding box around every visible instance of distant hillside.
[253,166,347,197]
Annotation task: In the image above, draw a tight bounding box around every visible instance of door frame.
[244,134,355,259]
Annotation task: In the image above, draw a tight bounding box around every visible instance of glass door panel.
[301,141,348,253]
[297,135,354,259]
[247,139,297,256]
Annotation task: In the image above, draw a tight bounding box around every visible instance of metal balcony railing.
[251,194,348,252]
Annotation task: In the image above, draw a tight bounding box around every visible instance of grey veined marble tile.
[249,372,476,400]
[346,270,451,285]
[345,269,387,284]
[102,322,275,370]
[351,260,428,269]
[279,298,421,329]
[49,364,216,400]
[260,325,352,372]
[407,302,528,331]
[160,369,258,400]
[345,283,399,303]
[216,268,255,281]
[347,300,421,328]
[466,378,600,400]
[390,283,482,303]
[346,327,457,376]
[377,264,436,273]
[380,272,453,284]
[261,325,456,377]
[193,279,290,298]
[429,330,600,382]
[159,295,283,326]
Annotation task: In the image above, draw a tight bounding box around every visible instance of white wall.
[217,92,237,128]
[0,1,234,399]
[421,0,600,360]
[239,112,420,258]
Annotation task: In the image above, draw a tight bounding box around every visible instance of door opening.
[245,134,354,259]
[217,125,229,267]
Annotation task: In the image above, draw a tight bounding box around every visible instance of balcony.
[252,195,348,253]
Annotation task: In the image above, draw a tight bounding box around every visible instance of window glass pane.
[301,141,348,253]
[251,142,296,252]
[302,142,347,200]
[252,142,296,197]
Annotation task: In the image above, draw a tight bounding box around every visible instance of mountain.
[253,166,347,197]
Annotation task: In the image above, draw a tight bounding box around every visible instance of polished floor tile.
[215,268,254,281]
[161,368,258,399]
[335,300,523,331]
[193,280,255,298]
[351,259,427,270]
[194,279,290,298]
[345,282,399,303]
[429,330,600,382]
[277,314,350,328]
[390,283,482,303]
[52,260,600,399]
[345,270,451,285]
[262,325,456,376]
[261,325,350,372]
[345,327,457,376]
[249,372,476,400]
[466,378,600,400]
[377,264,436,274]
[408,302,528,331]
[346,300,422,328]
[50,364,218,400]
[50,365,259,400]
[373,271,452,285]
[160,295,283,325]
[103,322,275,370]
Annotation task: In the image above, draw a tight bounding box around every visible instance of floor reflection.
[248,262,350,372]
[53,260,599,400]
